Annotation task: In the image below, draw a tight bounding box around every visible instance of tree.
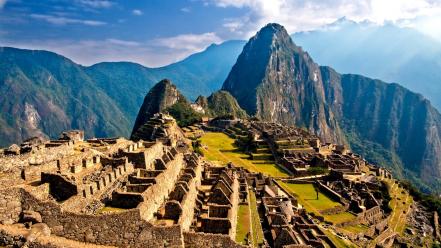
[313,181,319,200]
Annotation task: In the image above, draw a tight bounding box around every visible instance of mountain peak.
[130,79,185,139]
[222,23,342,143]
[156,78,173,87]
[250,23,293,46]
[260,23,287,34]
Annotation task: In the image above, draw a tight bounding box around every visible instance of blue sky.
[1,0,441,67]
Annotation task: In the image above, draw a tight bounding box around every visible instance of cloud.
[208,0,441,37]
[76,0,114,8]
[0,0,6,9]
[0,38,159,66]
[0,33,223,67]
[153,32,222,51]
[222,18,247,33]
[30,14,106,26]
[132,9,143,16]
[106,38,140,46]
[180,7,191,12]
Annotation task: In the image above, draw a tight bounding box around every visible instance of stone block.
[108,173,114,183]
[93,156,100,164]
[70,164,82,173]
[31,223,51,236]
[101,177,107,187]
[82,158,93,168]
[89,184,95,195]
[96,180,102,191]
[22,210,42,223]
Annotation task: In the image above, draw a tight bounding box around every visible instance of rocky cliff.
[131,81,248,137]
[0,42,243,147]
[130,79,187,138]
[223,23,345,144]
[222,23,441,192]
[206,90,248,119]
[0,47,130,145]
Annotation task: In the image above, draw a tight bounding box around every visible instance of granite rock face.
[131,79,186,138]
[223,23,345,144]
[222,23,441,192]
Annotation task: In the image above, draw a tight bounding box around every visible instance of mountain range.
[131,79,246,140]
[222,23,441,193]
[1,21,441,193]
[0,41,242,146]
[292,18,441,111]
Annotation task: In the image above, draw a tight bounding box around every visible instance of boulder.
[4,144,20,155]
[22,210,42,223]
[31,223,51,236]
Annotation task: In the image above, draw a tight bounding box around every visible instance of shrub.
[166,100,202,127]
[307,166,329,175]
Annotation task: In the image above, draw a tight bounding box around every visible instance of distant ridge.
[222,23,441,193]
[0,41,244,146]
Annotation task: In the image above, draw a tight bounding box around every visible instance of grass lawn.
[249,191,264,246]
[324,212,357,224]
[97,206,126,214]
[280,182,341,211]
[236,205,251,245]
[200,132,289,177]
[321,228,357,248]
[368,179,413,248]
[385,179,413,234]
[278,182,357,225]
[341,224,370,233]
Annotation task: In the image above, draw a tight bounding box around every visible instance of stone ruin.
[243,121,367,176]
[0,115,437,247]
[131,113,185,147]
[191,165,240,237]
[238,169,335,248]
[316,170,387,229]
[59,130,84,142]
[0,115,248,248]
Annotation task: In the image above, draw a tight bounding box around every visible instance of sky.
[1,0,441,67]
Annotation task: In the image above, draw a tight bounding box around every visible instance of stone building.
[0,116,245,248]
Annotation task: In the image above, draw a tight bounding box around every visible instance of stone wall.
[358,206,382,225]
[178,162,201,231]
[183,232,246,248]
[0,142,75,173]
[338,207,386,228]
[319,205,348,215]
[316,181,344,204]
[119,142,163,170]
[18,189,184,247]
[228,174,239,240]
[138,153,185,221]
[24,160,59,181]
[143,142,164,170]
[0,188,22,224]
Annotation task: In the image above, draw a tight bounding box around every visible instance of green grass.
[321,228,357,248]
[367,179,413,248]
[280,182,341,211]
[341,224,369,233]
[278,182,357,225]
[200,132,289,177]
[324,212,357,224]
[236,205,251,245]
[249,191,264,246]
[97,206,126,214]
[385,179,413,234]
